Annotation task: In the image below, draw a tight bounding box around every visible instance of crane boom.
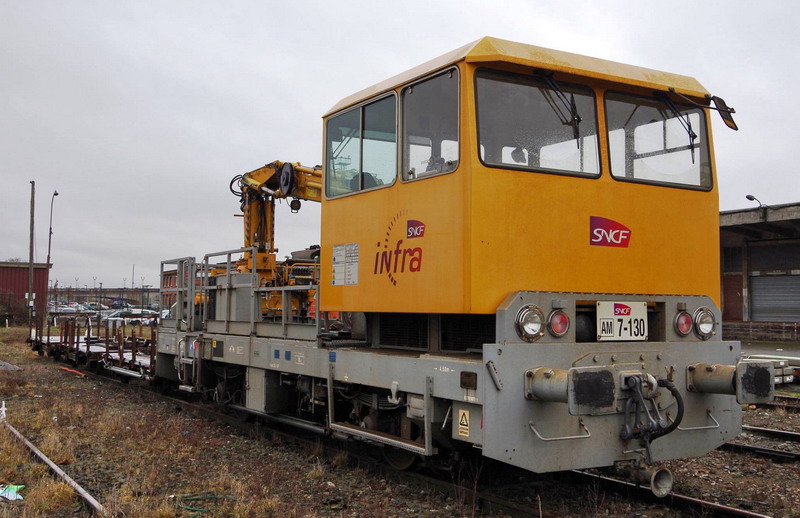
[231,160,322,286]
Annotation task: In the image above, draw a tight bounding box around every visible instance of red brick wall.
[723,321,800,343]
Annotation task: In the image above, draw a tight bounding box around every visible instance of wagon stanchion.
[117,328,124,370]
[76,321,82,362]
[67,320,74,358]
[84,318,89,361]
[150,326,157,376]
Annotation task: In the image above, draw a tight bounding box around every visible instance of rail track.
[755,394,800,413]
[719,442,800,462]
[66,364,780,517]
[743,424,800,442]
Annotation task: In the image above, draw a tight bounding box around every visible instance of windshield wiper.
[541,74,582,148]
[656,92,697,164]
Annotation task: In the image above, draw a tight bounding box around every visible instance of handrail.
[675,409,720,432]
[529,418,591,442]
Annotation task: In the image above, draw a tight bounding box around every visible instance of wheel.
[383,445,419,470]
[382,417,424,470]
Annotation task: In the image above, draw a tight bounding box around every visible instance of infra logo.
[373,210,424,285]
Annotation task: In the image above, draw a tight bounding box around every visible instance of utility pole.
[28,181,35,329]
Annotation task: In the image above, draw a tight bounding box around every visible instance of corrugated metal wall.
[750,275,800,322]
[0,263,50,313]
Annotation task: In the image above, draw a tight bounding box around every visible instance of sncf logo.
[614,303,632,316]
[407,220,425,239]
[590,216,631,248]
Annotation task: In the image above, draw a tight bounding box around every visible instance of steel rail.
[743,424,800,441]
[757,401,800,413]
[572,470,772,518]
[719,442,800,462]
[1,418,106,515]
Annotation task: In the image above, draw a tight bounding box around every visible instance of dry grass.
[0,329,458,517]
[0,327,29,345]
[0,427,79,517]
[0,372,27,398]
[23,478,77,514]
[307,458,326,480]
[306,440,324,460]
[332,449,349,468]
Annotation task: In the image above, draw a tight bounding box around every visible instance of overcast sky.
[1,1,798,290]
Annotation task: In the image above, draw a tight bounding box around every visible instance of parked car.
[102,308,158,325]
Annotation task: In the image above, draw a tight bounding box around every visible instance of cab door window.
[325,95,396,197]
[402,68,459,180]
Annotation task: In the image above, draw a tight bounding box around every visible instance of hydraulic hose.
[652,379,684,439]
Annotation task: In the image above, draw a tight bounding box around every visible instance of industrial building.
[0,261,49,324]
[721,202,800,342]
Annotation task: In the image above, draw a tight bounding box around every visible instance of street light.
[46,191,58,304]
[745,194,769,220]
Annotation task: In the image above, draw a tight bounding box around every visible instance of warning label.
[457,409,470,437]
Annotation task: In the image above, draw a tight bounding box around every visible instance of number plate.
[596,301,648,341]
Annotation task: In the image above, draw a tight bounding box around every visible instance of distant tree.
[5,257,22,262]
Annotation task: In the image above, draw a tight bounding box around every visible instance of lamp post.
[46,191,59,273]
[27,181,35,329]
[745,194,769,221]
[45,190,58,312]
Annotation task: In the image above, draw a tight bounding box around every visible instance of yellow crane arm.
[232,160,322,279]
[241,161,322,203]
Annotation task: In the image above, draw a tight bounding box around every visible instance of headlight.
[547,310,570,337]
[693,307,716,340]
[516,305,545,342]
[674,311,693,336]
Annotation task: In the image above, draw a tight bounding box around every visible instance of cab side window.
[325,95,396,197]
[402,69,459,180]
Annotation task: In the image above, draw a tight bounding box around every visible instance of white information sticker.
[332,243,359,286]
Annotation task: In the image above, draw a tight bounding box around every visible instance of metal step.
[178,384,196,393]
[329,422,434,455]
[105,366,147,380]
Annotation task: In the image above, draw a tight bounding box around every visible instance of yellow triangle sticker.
[457,409,469,437]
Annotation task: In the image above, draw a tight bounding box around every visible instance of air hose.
[652,379,684,440]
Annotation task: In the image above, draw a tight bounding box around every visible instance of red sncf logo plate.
[589,216,631,248]
[613,303,632,316]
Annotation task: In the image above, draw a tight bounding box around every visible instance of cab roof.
[325,36,709,116]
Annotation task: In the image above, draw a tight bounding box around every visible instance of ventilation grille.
[379,313,428,349]
[442,314,495,351]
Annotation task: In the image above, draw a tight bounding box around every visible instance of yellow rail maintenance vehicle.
[157,37,773,495]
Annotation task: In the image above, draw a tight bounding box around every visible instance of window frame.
[603,89,714,192]
[324,92,398,199]
[474,67,602,180]
[400,66,461,183]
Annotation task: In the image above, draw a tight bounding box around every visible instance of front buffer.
[481,292,773,482]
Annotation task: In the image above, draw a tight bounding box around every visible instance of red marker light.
[548,310,570,337]
[675,311,692,336]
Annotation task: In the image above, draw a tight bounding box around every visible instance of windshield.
[605,91,711,189]
[475,70,600,176]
